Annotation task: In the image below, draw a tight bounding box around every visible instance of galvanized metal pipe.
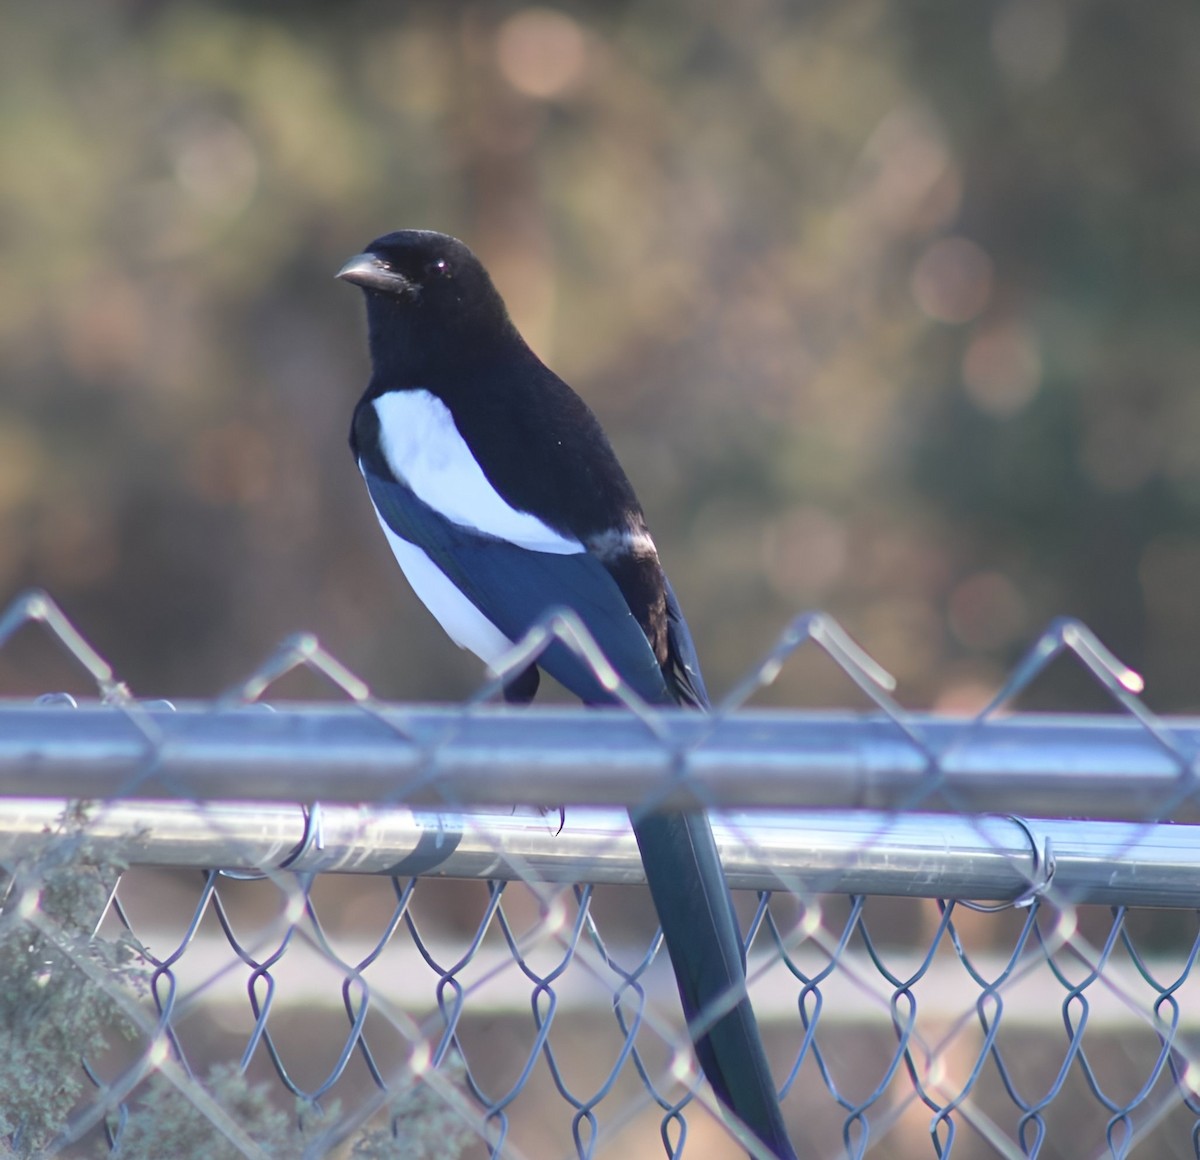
[2,797,1196,907]
[0,702,1197,820]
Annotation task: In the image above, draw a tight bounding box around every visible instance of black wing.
[361,462,674,706]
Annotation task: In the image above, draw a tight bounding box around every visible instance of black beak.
[336,252,413,294]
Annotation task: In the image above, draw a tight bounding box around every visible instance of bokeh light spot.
[962,321,1042,417]
[496,8,589,100]
[912,237,994,324]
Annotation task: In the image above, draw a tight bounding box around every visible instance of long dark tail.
[632,809,798,1160]
[529,575,795,1155]
[630,580,797,1156]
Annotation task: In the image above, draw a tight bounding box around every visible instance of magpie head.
[337,230,506,325]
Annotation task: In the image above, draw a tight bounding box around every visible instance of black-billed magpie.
[338,230,796,1160]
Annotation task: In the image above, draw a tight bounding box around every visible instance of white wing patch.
[372,390,584,555]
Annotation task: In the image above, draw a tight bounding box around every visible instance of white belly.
[375,517,513,668]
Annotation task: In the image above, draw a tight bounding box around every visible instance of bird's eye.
[428,258,450,277]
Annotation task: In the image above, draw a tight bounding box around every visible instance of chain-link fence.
[2,588,1199,1160]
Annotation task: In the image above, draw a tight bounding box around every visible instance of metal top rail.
[1,701,1197,819]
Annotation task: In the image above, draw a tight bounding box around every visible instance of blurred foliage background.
[2,0,1200,711]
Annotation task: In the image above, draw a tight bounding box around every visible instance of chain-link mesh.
[2,588,1200,1159]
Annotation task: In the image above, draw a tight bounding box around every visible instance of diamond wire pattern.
[2,589,1200,1158]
